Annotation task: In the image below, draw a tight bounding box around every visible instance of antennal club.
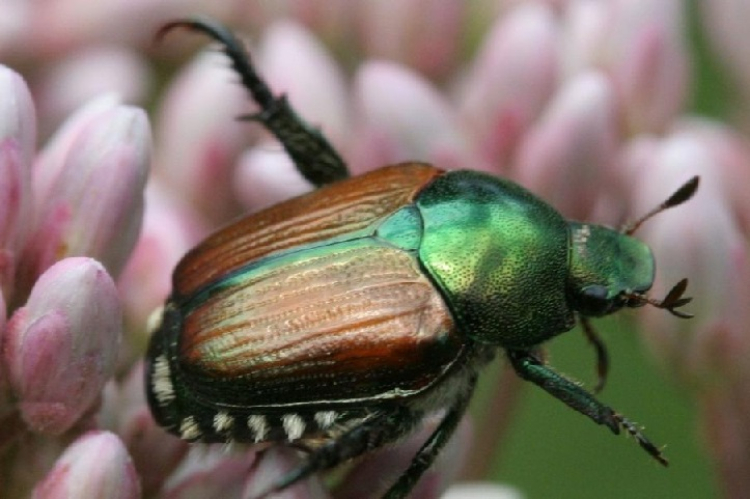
[622,176,700,235]
[650,278,694,318]
[626,278,694,318]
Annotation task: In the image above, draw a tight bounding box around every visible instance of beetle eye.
[579,284,612,316]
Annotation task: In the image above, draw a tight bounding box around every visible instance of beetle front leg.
[507,349,668,466]
[159,18,350,187]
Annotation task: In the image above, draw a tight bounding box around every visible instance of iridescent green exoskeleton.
[146,18,698,499]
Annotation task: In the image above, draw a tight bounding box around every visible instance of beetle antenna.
[622,176,700,235]
[580,317,609,393]
[156,17,350,187]
[626,278,694,318]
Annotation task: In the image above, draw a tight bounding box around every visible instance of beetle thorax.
[414,170,576,349]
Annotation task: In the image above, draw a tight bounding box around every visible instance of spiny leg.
[382,374,477,499]
[158,17,350,187]
[507,349,668,466]
[248,407,420,499]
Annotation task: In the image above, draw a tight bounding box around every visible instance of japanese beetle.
[146,18,699,499]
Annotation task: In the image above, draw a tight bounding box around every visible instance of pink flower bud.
[33,94,122,203]
[35,46,151,138]
[154,49,251,223]
[161,447,257,499]
[242,447,328,499]
[102,363,188,497]
[351,61,480,174]
[561,0,689,133]
[0,65,35,165]
[32,431,140,499]
[515,71,621,222]
[118,181,205,335]
[356,0,466,79]
[4,257,121,434]
[0,288,9,412]
[459,2,559,166]
[0,65,36,299]
[234,144,313,212]
[627,122,750,498]
[337,417,471,499]
[628,127,750,385]
[20,98,149,293]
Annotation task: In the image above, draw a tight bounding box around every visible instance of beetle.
[146,18,699,499]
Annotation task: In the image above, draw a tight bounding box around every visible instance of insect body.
[146,18,698,499]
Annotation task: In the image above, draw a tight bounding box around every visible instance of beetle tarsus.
[613,414,669,466]
[157,16,350,187]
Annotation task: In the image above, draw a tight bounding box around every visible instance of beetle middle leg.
[158,17,350,187]
[507,348,668,466]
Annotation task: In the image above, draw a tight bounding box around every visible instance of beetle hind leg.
[158,17,350,187]
[507,348,668,466]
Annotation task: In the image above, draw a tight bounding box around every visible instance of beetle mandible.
[146,18,699,499]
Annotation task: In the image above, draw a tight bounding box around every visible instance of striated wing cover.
[171,163,463,408]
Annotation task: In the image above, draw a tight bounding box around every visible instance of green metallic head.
[567,222,654,317]
[565,172,700,321]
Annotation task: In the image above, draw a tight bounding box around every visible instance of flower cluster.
[1,1,749,498]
